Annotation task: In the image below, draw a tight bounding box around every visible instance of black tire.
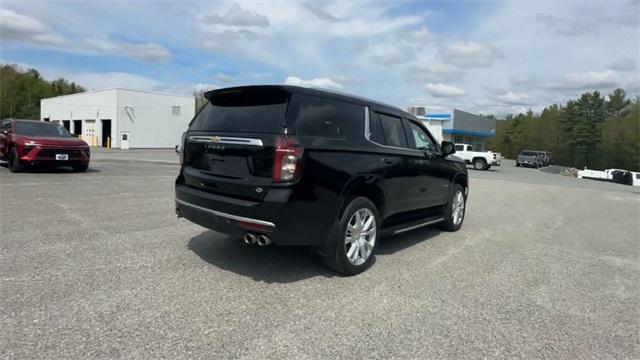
[440,184,466,232]
[322,197,380,276]
[516,162,520,167]
[8,147,24,173]
[473,158,487,170]
[73,164,89,172]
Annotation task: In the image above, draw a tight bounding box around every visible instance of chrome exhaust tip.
[257,234,272,246]
[243,233,257,245]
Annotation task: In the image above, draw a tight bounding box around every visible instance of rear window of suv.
[189,88,290,133]
[294,95,362,139]
[521,151,537,156]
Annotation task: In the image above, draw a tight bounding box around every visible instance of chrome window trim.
[175,198,276,227]
[363,107,424,154]
[188,136,263,146]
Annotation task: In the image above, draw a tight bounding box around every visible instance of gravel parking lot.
[1,157,638,359]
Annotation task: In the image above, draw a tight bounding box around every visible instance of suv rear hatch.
[181,87,294,201]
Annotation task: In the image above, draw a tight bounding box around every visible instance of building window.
[172,106,181,116]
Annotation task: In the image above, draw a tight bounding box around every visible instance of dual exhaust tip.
[243,233,272,246]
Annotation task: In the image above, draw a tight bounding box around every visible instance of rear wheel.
[8,147,24,173]
[440,184,466,231]
[516,162,520,167]
[473,158,487,170]
[322,197,379,275]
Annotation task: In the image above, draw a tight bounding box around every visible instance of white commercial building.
[40,89,195,148]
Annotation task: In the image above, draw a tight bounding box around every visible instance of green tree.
[0,64,86,119]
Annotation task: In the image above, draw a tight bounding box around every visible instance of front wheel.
[322,197,379,275]
[8,147,24,173]
[440,185,466,231]
[473,158,487,170]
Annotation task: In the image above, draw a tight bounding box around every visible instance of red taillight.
[179,132,186,165]
[273,136,301,182]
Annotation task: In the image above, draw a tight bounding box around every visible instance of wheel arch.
[338,175,386,220]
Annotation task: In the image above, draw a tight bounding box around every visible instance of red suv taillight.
[273,136,301,182]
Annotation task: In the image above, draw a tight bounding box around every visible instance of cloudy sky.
[1,0,638,115]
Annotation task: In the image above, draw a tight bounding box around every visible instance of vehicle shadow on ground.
[0,163,100,174]
[188,231,336,283]
[377,226,442,255]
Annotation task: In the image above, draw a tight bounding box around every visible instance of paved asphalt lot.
[1,158,638,359]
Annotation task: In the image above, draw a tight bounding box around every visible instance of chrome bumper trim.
[175,198,276,227]
[393,218,444,235]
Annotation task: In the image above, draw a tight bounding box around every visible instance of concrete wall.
[41,89,195,148]
[448,109,496,134]
[41,90,118,146]
[115,90,194,148]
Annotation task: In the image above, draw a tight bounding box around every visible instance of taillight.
[273,136,301,182]
[179,132,186,165]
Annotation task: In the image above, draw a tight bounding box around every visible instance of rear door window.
[294,95,362,139]
[377,113,407,148]
[368,110,386,144]
[190,88,290,133]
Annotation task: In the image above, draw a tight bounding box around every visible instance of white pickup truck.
[454,143,502,170]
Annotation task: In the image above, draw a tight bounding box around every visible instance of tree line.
[2,63,638,171]
[0,64,85,120]
[486,89,639,171]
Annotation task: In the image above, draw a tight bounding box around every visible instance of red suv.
[1,119,90,172]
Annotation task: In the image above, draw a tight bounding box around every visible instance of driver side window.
[406,121,436,152]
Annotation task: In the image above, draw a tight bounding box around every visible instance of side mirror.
[441,141,455,156]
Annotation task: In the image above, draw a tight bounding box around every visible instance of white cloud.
[200,3,269,27]
[438,42,503,69]
[0,8,66,46]
[214,73,234,83]
[424,83,465,97]
[610,57,637,72]
[496,91,531,105]
[89,39,171,61]
[547,70,620,90]
[365,27,433,65]
[284,76,343,90]
[66,72,160,92]
[405,63,462,84]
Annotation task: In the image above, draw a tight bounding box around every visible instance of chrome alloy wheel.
[345,208,376,266]
[452,190,465,226]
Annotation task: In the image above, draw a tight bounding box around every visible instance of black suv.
[175,86,468,275]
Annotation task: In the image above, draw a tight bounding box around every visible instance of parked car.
[0,119,90,172]
[516,150,543,168]
[453,143,502,170]
[175,85,469,275]
[537,151,553,166]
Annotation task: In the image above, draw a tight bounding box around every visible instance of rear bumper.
[491,160,501,166]
[175,183,332,246]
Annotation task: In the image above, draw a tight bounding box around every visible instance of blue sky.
[1,0,638,116]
